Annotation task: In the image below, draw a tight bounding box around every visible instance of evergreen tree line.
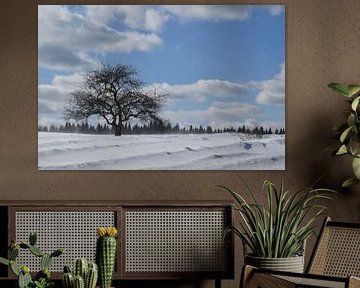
[38,121,285,136]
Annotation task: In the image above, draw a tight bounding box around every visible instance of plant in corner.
[0,232,64,288]
[328,83,360,187]
[220,178,334,273]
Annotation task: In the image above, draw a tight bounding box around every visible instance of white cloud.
[256,63,285,105]
[84,5,251,32]
[266,5,285,16]
[38,73,84,123]
[163,5,252,22]
[38,5,283,71]
[164,101,263,128]
[38,6,162,71]
[148,79,252,102]
[85,5,171,32]
[84,5,280,33]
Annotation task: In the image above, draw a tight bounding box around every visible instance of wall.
[1,0,360,287]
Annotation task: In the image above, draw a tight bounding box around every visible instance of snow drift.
[38,132,285,170]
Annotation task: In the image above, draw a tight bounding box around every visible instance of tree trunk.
[114,124,122,136]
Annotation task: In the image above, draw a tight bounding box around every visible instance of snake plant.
[221,178,335,258]
[328,83,360,187]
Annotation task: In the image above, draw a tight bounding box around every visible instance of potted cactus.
[62,258,98,288]
[96,227,118,288]
[0,232,63,288]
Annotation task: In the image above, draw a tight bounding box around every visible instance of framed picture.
[38,5,285,170]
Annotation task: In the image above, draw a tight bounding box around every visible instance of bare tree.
[65,64,166,136]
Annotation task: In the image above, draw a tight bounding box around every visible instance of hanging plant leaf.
[347,85,360,97]
[352,157,360,179]
[328,83,351,97]
[342,177,360,188]
[329,82,360,187]
[351,96,360,111]
[347,114,356,127]
[336,145,348,155]
[340,127,353,143]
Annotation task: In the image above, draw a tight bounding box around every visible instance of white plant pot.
[245,254,305,273]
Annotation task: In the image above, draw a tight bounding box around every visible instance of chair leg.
[215,278,221,288]
[240,265,255,288]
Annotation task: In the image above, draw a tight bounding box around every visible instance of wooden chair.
[241,217,360,288]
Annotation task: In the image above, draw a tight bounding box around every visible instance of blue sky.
[38,5,285,130]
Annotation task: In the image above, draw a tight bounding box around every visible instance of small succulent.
[32,278,54,288]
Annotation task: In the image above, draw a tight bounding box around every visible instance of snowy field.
[38,132,285,170]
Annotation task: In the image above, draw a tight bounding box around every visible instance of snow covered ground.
[38,132,285,170]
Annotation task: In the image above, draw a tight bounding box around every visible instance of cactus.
[63,272,74,288]
[0,257,9,266]
[29,245,44,257]
[51,248,64,258]
[29,232,37,246]
[63,260,98,288]
[85,263,98,288]
[10,260,20,276]
[96,227,118,288]
[9,246,19,260]
[74,275,85,288]
[41,253,52,270]
[19,270,32,288]
[19,243,30,249]
[74,258,88,279]
[0,232,63,288]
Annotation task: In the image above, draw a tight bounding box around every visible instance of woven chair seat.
[241,218,360,288]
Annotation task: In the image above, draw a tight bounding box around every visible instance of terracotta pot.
[245,254,304,273]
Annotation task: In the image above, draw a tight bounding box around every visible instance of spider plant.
[221,179,335,258]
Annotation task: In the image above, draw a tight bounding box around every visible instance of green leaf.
[222,179,335,258]
[350,135,360,156]
[8,247,19,261]
[328,83,351,97]
[10,261,20,276]
[347,85,360,97]
[351,96,360,111]
[29,246,44,257]
[342,177,360,188]
[336,144,348,155]
[352,157,360,179]
[340,126,353,143]
[333,122,348,132]
[347,114,356,128]
[0,257,9,266]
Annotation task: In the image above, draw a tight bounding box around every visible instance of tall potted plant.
[328,83,360,187]
[221,179,334,273]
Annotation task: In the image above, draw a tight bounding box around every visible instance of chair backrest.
[307,217,360,277]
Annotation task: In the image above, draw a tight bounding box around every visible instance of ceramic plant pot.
[245,254,305,273]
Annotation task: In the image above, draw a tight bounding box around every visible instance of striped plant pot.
[245,254,305,273]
